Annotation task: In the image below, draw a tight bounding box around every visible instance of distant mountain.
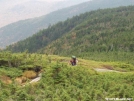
[6,6,134,55]
[1,0,134,48]
[0,0,90,28]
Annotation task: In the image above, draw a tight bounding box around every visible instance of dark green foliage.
[1,0,134,48]
[6,6,134,53]
[6,14,87,53]
[0,52,45,78]
[43,6,134,55]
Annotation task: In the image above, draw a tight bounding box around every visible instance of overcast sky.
[0,0,90,28]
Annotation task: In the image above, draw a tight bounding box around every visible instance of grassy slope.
[0,52,134,100]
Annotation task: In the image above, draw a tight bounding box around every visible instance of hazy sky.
[37,0,64,2]
[0,0,90,28]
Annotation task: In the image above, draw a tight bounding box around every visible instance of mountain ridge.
[1,0,134,48]
[0,0,90,28]
[6,6,134,56]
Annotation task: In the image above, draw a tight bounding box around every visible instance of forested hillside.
[43,6,134,54]
[1,0,134,48]
[6,6,134,65]
[43,6,134,64]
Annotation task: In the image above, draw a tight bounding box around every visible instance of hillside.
[1,0,134,48]
[43,6,134,54]
[0,52,134,100]
[6,6,134,64]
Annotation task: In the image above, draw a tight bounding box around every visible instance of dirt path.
[94,68,122,73]
[22,73,42,86]
[29,76,41,83]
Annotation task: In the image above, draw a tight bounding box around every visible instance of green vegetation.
[0,52,134,100]
[6,6,134,65]
[1,0,133,48]
[6,6,134,53]
[1,5,134,100]
[42,6,134,59]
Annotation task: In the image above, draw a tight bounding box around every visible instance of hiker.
[70,56,77,66]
